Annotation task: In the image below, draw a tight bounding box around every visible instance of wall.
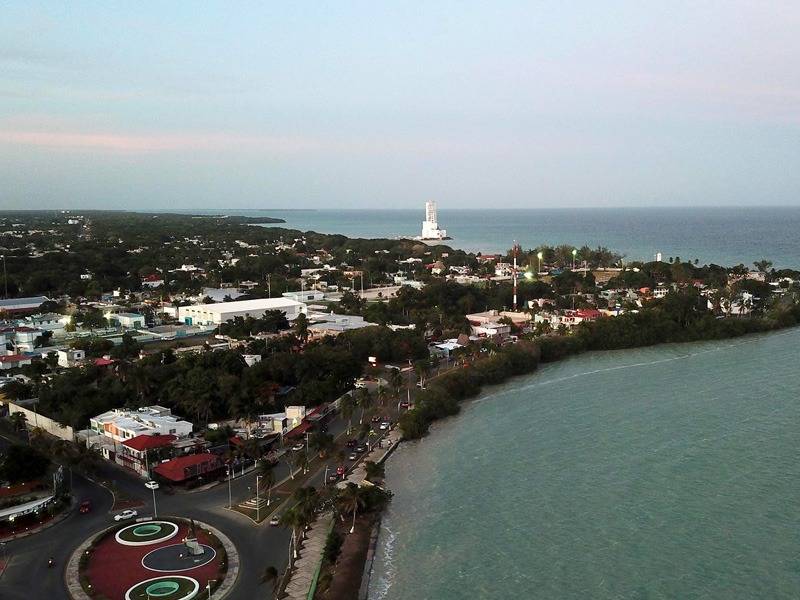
[7,402,75,441]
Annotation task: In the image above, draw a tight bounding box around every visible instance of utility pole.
[512,242,520,311]
[1,255,7,299]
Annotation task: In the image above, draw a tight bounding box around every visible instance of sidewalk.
[282,512,333,600]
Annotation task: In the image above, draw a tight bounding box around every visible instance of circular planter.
[125,576,199,600]
[142,543,217,572]
[116,521,179,546]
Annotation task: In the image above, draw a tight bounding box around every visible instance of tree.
[9,411,27,432]
[261,565,279,590]
[310,431,334,458]
[339,393,355,435]
[356,388,372,425]
[259,460,276,506]
[337,483,365,534]
[293,313,309,344]
[364,460,385,482]
[0,444,49,483]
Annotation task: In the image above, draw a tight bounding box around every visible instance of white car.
[269,515,281,526]
[379,422,390,431]
[145,480,159,490]
[291,443,305,452]
[114,509,138,522]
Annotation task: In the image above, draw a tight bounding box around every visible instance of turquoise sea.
[368,328,800,600]
[173,206,800,268]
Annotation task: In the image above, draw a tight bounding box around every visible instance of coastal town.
[1,209,799,600]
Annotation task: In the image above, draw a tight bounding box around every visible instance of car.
[327,474,339,483]
[145,480,159,490]
[354,379,368,389]
[79,500,92,514]
[269,515,281,526]
[355,445,367,453]
[379,421,391,431]
[371,415,381,423]
[346,439,357,448]
[114,509,138,522]
[336,465,345,476]
[291,443,305,452]
[348,453,358,461]
[400,401,410,409]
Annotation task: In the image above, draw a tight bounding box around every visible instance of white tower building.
[420,201,447,240]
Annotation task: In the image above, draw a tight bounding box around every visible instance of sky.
[1,1,799,210]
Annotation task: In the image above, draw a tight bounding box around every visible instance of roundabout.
[70,517,236,600]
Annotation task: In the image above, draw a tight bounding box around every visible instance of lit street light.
[225,466,232,509]
[255,475,263,522]
[145,480,159,518]
[572,248,577,270]
[537,251,543,274]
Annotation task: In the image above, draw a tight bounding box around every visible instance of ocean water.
[176,207,800,268]
[368,328,800,600]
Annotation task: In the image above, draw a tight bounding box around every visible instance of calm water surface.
[171,206,800,267]
[369,328,800,600]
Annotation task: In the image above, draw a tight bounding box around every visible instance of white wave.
[368,521,397,600]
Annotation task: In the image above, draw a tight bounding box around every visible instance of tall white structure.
[420,201,448,240]
[177,297,306,326]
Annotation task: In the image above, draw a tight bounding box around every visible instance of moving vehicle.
[48,557,55,568]
[269,515,281,526]
[347,452,358,461]
[114,509,138,522]
[291,442,305,452]
[355,444,367,453]
[145,480,159,490]
[336,465,345,476]
[79,500,92,513]
[379,421,391,431]
[346,439,357,448]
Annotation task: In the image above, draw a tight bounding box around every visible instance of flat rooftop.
[184,298,303,313]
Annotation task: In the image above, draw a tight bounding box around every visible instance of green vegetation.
[0,444,50,483]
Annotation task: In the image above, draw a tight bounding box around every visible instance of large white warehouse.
[178,298,306,326]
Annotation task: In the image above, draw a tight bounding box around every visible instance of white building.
[57,348,85,368]
[90,405,193,443]
[418,201,448,240]
[110,312,146,329]
[282,290,325,303]
[177,298,306,326]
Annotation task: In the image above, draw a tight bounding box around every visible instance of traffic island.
[67,517,238,600]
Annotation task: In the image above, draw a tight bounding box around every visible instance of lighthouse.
[420,201,448,240]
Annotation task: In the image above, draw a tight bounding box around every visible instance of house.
[153,452,222,485]
[465,310,530,338]
[90,405,193,443]
[242,354,262,367]
[141,274,164,288]
[1,326,42,352]
[57,348,85,368]
[282,290,325,303]
[429,340,465,359]
[116,433,177,478]
[307,312,377,337]
[0,354,32,371]
[110,312,145,329]
[22,313,70,336]
[177,298,306,326]
[0,296,49,315]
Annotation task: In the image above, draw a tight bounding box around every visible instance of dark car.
[346,439,357,448]
[79,500,92,514]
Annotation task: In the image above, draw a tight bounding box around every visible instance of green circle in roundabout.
[116,520,179,546]
[125,576,199,600]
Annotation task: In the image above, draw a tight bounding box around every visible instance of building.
[0,296,49,315]
[90,405,193,443]
[418,201,448,240]
[1,326,42,353]
[282,290,325,303]
[177,298,306,326]
[110,312,146,329]
[307,312,376,337]
[116,433,177,477]
[0,354,32,371]
[153,452,222,485]
[465,310,530,338]
[57,348,85,368]
[141,274,164,288]
[21,313,70,336]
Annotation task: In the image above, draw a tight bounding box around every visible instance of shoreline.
[360,324,800,599]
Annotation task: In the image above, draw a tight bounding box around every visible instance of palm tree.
[292,451,308,476]
[389,368,403,398]
[293,486,319,525]
[310,431,334,458]
[340,394,355,434]
[280,507,305,561]
[376,385,387,409]
[261,565,279,591]
[337,483,365,534]
[9,411,26,432]
[258,460,275,506]
[357,388,372,425]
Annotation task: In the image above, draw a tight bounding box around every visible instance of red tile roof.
[0,354,30,364]
[94,358,115,366]
[122,434,176,452]
[153,452,221,483]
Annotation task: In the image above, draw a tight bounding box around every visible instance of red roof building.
[0,354,32,370]
[116,434,177,477]
[122,434,177,453]
[153,453,222,484]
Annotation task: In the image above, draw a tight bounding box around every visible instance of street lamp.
[225,466,232,509]
[255,475,262,522]
[572,248,577,270]
[145,480,159,518]
[537,251,543,274]
[206,579,215,599]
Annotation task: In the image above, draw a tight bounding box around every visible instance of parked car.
[79,500,92,514]
[145,480,159,490]
[269,515,281,526]
[114,509,138,522]
[379,421,391,431]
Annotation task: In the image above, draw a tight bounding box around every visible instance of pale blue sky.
[1,1,798,210]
